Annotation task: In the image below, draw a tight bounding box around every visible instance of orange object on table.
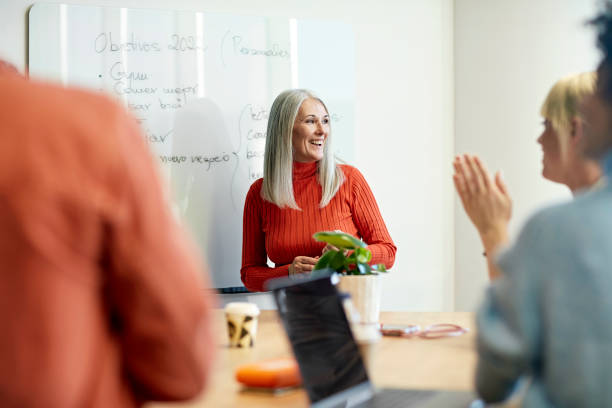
[235,357,302,389]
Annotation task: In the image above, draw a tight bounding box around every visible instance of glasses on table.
[379,323,469,339]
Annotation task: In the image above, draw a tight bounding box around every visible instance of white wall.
[7,0,598,312]
[0,0,455,311]
[453,0,600,311]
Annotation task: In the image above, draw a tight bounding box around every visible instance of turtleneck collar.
[292,161,318,180]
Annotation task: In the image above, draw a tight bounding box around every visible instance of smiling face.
[292,98,329,163]
[537,119,565,183]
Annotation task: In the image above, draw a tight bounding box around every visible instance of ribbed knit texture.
[241,161,396,291]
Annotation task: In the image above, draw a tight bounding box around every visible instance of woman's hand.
[322,243,349,255]
[288,256,320,276]
[453,154,512,252]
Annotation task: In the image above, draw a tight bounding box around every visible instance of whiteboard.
[28,2,355,290]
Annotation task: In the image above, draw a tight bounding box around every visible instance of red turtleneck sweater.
[241,161,396,291]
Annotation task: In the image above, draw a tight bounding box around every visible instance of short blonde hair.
[262,89,344,209]
[540,72,597,155]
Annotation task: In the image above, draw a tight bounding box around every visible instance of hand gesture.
[288,256,319,276]
[453,154,512,246]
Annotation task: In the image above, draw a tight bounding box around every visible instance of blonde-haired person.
[453,72,602,280]
[241,89,396,291]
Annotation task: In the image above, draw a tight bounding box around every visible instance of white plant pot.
[337,274,382,324]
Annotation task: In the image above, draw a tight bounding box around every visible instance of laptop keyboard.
[357,389,436,407]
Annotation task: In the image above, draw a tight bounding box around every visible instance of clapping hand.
[453,154,512,246]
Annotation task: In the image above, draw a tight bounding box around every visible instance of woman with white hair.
[453,72,602,280]
[241,89,396,292]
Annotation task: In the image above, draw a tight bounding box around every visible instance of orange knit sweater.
[241,161,396,291]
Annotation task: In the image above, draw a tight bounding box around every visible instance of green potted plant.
[312,231,387,324]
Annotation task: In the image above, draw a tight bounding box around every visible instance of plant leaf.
[313,231,366,249]
[314,250,335,270]
[354,247,372,264]
[329,251,346,271]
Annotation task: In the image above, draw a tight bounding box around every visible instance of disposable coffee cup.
[225,302,260,348]
[352,323,381,374]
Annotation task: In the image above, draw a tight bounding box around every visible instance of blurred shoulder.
[497,188,612,286]
[515,201,574,243]
[526,187,612,233]
[0,76,126,128]
[507,189,611,259]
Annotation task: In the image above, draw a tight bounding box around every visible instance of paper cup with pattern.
[225,302,260,348]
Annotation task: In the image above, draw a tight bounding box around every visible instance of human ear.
[570,117,583,146]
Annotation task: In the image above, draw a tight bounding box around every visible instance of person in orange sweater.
[0,60,215,407]
[241,89,396,292]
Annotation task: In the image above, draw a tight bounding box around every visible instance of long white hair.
[262,89,344,209]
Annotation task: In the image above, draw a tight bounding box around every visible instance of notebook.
[267,274,482,408]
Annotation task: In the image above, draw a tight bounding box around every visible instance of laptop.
[267,273,481,408]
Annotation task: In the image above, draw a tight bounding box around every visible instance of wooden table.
[147,310,477,408]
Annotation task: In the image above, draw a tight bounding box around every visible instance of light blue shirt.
[476,150,612,407]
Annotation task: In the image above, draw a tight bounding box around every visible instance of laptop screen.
[271,275,370,403]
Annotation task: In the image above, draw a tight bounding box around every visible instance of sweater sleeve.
[348,167,397,269]
[476,214,544,403]
[240,181,289,292]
